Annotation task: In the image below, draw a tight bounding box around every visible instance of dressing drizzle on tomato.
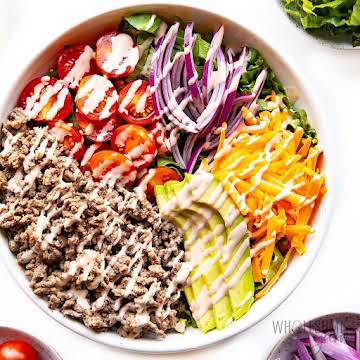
[63,45,96,89]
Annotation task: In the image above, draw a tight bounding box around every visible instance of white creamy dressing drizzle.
[145,14,157,31]
[134,168,155,194]
[102,33,139,75]
[6,129,58,198]
[32,140,84,250]
[149,122,170,154]
[113,126,154,168]
[135,85,151,113]
[69,287,90,310]
[0,132,23,156]
[118,79,142,114]
[128,144,153,167]
[80,143,101,167]
[64,45,95,89]
[76,75,117,120]
[95,119,115,142]
[99,159,136,189]
[250,236,276,258]
[24,76,70,120]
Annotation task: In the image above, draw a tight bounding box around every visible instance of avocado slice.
[183,174,254,318]
[155,173,255,330]
[166,181,232,330]
[155,182,216,332]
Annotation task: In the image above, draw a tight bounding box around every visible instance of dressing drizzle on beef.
[0,109,187,338]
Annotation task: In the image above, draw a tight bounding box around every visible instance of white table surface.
[0,0,359,359]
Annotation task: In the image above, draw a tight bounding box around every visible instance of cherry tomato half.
[88,150,137,187]
[75,110,120,142]
[0,340,40,360]
[118,80,155,126]
[17,76,72,122]
[75,75,118,121]
[57,44,99,89]
[111,124,157,170]
[95,31,139,78]
[80,142,111,170]
[137,167,182,202]
[148,121,170,155]
[48,120,85,160]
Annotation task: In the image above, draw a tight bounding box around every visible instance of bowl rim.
[0,1,336,354]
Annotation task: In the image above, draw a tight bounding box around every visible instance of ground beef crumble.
[0,108,187,338]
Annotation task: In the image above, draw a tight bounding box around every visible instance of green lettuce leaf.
[290,108,318,143]
[174,28,210,62]
[282,0,360,46]
[238,48,284,97]
[124,14,162,34]
[157,155,185,175]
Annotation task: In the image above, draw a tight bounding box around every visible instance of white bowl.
[0,2,335,354]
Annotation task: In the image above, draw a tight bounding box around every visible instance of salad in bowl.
[0,4,330,352]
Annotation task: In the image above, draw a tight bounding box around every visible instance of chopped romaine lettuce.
[238,48,284,97]
[124,14,162,34]
[290,108,318,143]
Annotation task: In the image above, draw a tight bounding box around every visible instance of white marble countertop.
[0,0,359,359]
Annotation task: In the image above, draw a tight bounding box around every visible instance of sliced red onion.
[196,48,227,130]
[149,34,164,117]
[202,26,224,105]
[182,133,198,164]
[356,328,360,352]
[226,67,267,132]
[184,22,204,111]
[151,23,199,133]
[252,67,268,101]
[172,142,186,168]
[181,67,201,119]
[170,52,185,89]
[204,67,267,152]
[303,327,360,360]
[185,139,206,173]
[308,335,327,360]
[217,47,247,127]
[233,92,256,106]
[150,23,274,174]
[295,340,313,360]
[334,320,347,344]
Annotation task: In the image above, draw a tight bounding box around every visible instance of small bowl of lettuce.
[280,0,360,49]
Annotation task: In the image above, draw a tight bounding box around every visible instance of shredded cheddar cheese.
[212,93,326,298]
